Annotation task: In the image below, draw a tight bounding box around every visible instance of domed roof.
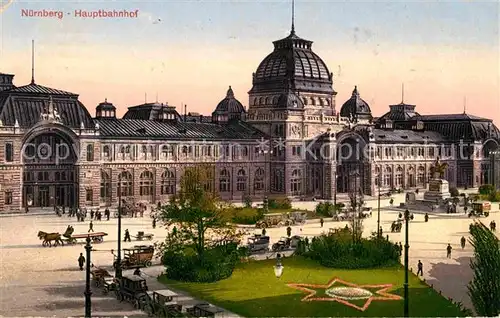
[340,86,372,120]
[213,86,245,114]
[250,30,334,95]
[277,92,304,109]
[96,98,116,111]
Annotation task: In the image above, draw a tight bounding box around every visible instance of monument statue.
[430,156,448,179]
[424,156,451,204]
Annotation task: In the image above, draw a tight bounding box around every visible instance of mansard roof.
[6,83,77,96]
[96,118,267,140]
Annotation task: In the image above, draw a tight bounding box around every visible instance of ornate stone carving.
[40,97,62,123]
[290,124,302,138]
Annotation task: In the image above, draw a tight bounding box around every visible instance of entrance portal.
[22,132,78,208]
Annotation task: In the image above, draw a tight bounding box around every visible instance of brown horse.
[37,231,64,247]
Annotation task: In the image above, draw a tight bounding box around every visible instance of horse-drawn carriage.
[391,221,402,233]
[141,289,183,317]
[113,245,154,269]
[114,275,149,308]
[247,234,270,253]
[61,226,108,244]
[37,231,65,247]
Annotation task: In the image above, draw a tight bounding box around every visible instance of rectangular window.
[5,142,13,162]
[86,188,93,202]
[5,191,13,205]
[86,143,94,161]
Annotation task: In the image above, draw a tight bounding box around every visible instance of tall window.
[418,166,425,185]
[236,169,247,192]
[254,168,265,191]
[161,169,176,195]
[374,167,381,186]
[86,144,94,161]
[395,166,403,187]
[5,142,13,162]
[119,171,133,196]
[139,171,154,196]
[384,167,392,187]
[100,170,112,202]
[219,169,230,192]
[102,145,111,158]
[313,168,321,192]
[86,188,93,202]
[4,191,12,205]
[161,145,174,158]
[272,169,284,192]
[291,169,302,195]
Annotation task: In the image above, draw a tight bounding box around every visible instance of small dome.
[96,98,116,111]
[340,86,372,120]
[214,86,245,114]
[277,92,304,109]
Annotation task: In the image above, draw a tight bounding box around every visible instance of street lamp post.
[116,177,122,279]
[333,170,337,207]
[84,236,92,318]
[377,174,381,237]
[274,253,284,278]
[403,209,410,317]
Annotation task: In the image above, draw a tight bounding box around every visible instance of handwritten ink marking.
[74,9,139,18]
[21,9,64,19]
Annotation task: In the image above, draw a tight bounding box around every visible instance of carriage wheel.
[145,260,152,267]
[259,223,267,229]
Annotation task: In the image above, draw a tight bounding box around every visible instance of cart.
[114,275,149,309]
[142,289,183,317]
[65,232,108,244]
[134,231,154,241]
[247,235,270,253]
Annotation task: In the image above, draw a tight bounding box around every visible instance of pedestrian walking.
[490,220,496,231]
[286,226,292,238]
[398,242,403,255]
[152,218,156,229]
[460,236,466,249]
[417,260,423,276]
[78,253,85,271]
[446,243,452,258]
[261,228,266,236]
[424,213,429,222]
[320,218,324,228]
[124,229,131,242]
[88,221,94,233]
[105,208,110,221]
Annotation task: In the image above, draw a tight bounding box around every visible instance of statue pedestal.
[424,179,451,203]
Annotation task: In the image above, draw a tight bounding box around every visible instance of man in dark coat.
[124,229,131,242]
[88,221,94,233]
[320,218,324,228]
[105,208,110,221]
[446,243,452,258]
[152,218,156,229]
[286,226,292,238]
[460,236,466,249]
[78,253,85,270]
[417,260,423,276]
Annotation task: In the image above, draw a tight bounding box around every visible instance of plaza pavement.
[0,191,498,316]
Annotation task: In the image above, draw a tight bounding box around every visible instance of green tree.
[467,221,500,316]
[157,165,242,259]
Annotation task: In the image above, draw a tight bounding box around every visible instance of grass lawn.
[159,257,464,317]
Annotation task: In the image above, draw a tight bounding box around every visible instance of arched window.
[319,98,324,106]
[259,97,264,105]
[5,142,13,162]
[242,146,248,157]
[161,169,176,195]
[254,168,265,191]
[236,169,247,192]
[291,169,302,195]
[86,144,94,161]
[272,96,278,105]
[219,169,230,192]
[253,97,259,106]
[395,166,403,187]
[303,97,308,106]
[118,171,133,196]
[103,145,110,158]
[374,166,381,186]
[100,170,112,203]
[273,169,284,192]
[384,166,392,187]
[311,98,316,106]
[139,170,154,196]
[265,97,270,105]
[418,166,425,185]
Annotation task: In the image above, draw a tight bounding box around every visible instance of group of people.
[54,205,112,222]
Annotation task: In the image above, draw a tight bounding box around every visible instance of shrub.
[479,184,495,195]
[162,244,240,282]
[450,187,459,197]
[303,228,400,269]
[268,197,292,209]
[488,191,500,202]
[231,207,263,224]
[315,201,336,217]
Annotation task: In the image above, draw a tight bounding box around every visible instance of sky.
[0,0,499,124]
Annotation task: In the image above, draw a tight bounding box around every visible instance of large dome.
[214,86,245,114]
[250,30,334,94]
[340,86,372,120]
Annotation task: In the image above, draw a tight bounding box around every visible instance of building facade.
[0,26,499,213]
